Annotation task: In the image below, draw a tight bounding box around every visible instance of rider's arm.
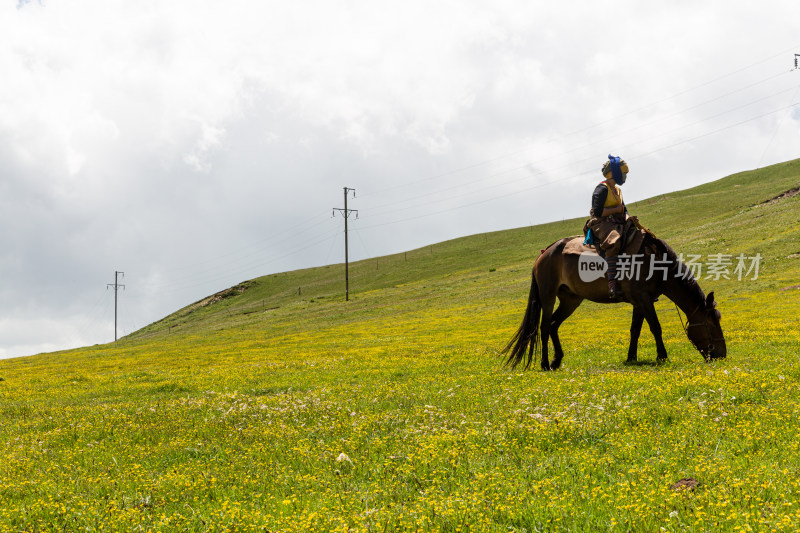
[591,184,608,217]
[602,204,625,217]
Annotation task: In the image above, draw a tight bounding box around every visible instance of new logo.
[578,252,607,283]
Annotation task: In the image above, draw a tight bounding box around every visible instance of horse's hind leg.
[538,289,558,371]
[549,293,583,370]
[535,239,569,371]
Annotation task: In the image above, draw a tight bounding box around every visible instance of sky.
[1,0,799,358]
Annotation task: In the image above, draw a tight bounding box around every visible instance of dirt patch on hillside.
[760,186,800,206]
[780,284,800,292]
[192,281,257,309]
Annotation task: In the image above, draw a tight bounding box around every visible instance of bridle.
[675,302,724,359]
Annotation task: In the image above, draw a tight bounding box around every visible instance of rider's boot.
[606,255,624,299]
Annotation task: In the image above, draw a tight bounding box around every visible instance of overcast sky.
[1,0,798,358]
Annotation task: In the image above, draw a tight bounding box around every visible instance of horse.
[503,234,726,370]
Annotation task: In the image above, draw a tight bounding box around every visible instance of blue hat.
[602,155,628,184]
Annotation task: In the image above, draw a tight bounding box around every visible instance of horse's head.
[686,292,726,360]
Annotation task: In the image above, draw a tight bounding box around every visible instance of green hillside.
[129,157,800,342]
[1,159,799,531]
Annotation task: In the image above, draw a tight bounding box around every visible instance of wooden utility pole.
[333,187,358,301]
[107,271,125,341]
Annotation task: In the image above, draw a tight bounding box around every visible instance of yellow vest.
[602,181,623,208]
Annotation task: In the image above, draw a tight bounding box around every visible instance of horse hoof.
[541,363,551,371]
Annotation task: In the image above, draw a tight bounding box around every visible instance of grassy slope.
[1,159,799,531]
[128,159,800,338]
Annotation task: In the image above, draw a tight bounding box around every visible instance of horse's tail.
[503,267,542,370]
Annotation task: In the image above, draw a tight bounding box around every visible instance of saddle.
[567,218,649,257]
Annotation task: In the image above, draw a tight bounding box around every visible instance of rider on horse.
[587,155,633,299]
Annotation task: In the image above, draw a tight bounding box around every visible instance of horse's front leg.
[627,306,645,363]
[636,299,668,361]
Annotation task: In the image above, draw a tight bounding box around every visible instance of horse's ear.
[706,292,716,308]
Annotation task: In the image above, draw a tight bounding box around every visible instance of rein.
[674,302,691,336]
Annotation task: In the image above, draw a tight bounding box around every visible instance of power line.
[358,45,799,201]
[388,78,797,216]
[71,288,113,348]
[130,224,343,298]
[633,101,800,160]
[759,64,800,166]
[136,214,339,293]
[146,212,333,282]
[356,100,800,233]
[359,71,795,219]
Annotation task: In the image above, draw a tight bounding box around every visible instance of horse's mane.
[650,235,706,302]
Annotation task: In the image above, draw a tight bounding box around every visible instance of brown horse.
[503,234,726,370]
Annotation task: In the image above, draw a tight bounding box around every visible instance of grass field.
[1,159,800,531]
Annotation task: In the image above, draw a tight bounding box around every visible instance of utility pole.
[332,187,358,301]
[107,271,125,341]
